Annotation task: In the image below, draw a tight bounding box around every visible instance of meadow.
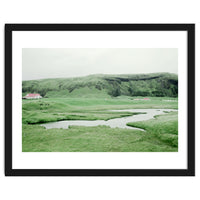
[22,96,178,152]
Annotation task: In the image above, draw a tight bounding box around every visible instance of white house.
[23,93,42,99]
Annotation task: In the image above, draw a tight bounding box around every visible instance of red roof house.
[23,93,42,99]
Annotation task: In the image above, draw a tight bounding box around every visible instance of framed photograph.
[5,24,195,176]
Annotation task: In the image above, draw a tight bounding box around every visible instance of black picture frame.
[5,24,195,176]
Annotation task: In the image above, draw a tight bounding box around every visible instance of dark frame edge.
[4,23,196,31]
[187,24,195,176]
[5,169,193,176]
[5,24,13,176]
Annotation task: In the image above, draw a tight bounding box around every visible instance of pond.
[40,109,177,131]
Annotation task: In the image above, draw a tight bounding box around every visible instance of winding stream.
[40,109,177,131]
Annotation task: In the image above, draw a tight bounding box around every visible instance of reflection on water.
[40,109,177,131]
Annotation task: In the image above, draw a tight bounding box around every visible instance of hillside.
[22,73,178,98]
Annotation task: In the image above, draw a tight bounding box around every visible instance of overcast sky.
[22,48,178,80]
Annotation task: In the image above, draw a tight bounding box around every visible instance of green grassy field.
[22,96,178,152]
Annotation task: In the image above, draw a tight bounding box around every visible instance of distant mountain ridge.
[22,73,178,98]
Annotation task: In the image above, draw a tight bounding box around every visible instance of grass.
[22,73,178,98]
[22,96,178,124]
[22,114,177,152]
[22,96,178,152]
[127,111,178,148]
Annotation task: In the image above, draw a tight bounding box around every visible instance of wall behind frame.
[0,1,199,200]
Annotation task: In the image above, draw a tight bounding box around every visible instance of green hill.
[22,73,178,98]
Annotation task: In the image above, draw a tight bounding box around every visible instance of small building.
[23,93,42,99]
[134,98,150,101]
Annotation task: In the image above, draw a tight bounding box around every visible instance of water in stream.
[40,109,177,131]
